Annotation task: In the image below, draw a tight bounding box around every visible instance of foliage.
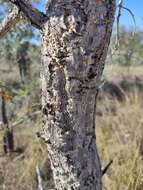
[0,1,40,67]
[107,26,143,66]
[0,64,143,189]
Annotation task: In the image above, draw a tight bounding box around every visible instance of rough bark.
[0,0,115,189]
[8,0,47,29]
[41,1,115,190]
[0,8,21,38]
[0,0,46,39]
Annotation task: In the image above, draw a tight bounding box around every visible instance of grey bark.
[0,0,115,189]
[0,8,21,38]
[41,1,115,190]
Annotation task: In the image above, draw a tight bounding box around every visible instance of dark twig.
[120,5,136,34]
[102,159,113,176]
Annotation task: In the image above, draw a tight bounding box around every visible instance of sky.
[35,0,143,30]
[119,0,143,30]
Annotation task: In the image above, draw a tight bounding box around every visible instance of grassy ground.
[0,63,143,189]
[97,92,143,190]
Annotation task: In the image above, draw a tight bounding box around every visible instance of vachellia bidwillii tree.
[0,0,115,189]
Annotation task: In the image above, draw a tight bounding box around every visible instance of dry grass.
[97,92,143,190]
[0,62,40,84]
[0,63,143,189]
[104,64,143,80]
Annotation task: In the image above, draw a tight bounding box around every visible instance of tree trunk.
[41,1,115,189]
[0,93,8,126]
[0,88,14,153]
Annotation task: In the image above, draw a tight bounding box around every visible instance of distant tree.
[0,85,14,154]
[2,36,13,70]
[107,26,143,66]
[0,0,39,72]
[0,1,115,189]
[16,41,31,82]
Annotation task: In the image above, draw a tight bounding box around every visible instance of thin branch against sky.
[118,0,143,29]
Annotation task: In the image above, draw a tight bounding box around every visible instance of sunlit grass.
[97,92,143,190]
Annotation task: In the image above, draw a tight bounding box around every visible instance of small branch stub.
[102,160,113,176]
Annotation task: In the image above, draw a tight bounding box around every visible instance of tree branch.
[8,0,47,29]
[0,8,22,38]
[120,5,136,34]
[0,1,47,38]
[116,0,123,48]
[115,0,136,49]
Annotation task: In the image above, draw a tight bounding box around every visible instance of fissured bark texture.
[41,1,115,189]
